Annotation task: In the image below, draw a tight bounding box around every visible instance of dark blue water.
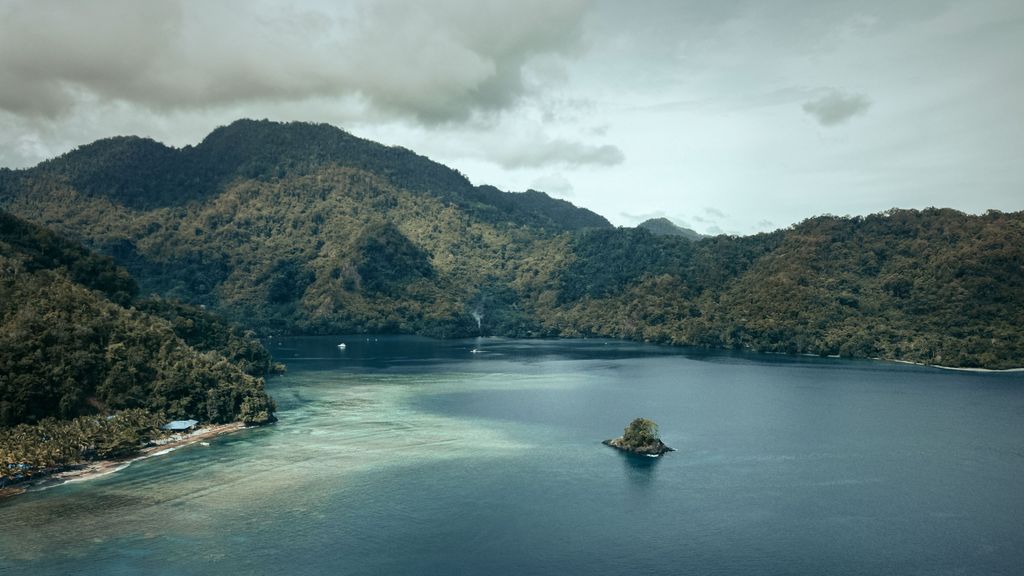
[2,336,1023,575]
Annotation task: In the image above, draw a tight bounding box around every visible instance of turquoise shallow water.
[2,336,1023,575]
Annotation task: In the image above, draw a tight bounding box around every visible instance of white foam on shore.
[61,463,133,485]
[932,365,1024,373]
[881,358,1024,372]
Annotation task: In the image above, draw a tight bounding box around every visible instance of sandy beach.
[0,422,246,500]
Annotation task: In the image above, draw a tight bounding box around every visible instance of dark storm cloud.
[802,90,872,126]
[0,0,591,123]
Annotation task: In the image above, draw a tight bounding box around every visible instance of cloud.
[491,137,624,169]
[0,0,592,123]
[529,173,575,197]
[0,0,183,117]
[802,90,872,126]
[704,206,727,218]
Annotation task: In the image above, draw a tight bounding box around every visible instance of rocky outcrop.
[602,437,675,457]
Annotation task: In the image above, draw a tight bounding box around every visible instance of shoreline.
[271,333,1024,372]
[0,422,246,501]
[879,358,1024,373]
[602,437,675,456]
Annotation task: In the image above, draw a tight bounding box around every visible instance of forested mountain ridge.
[0,209,138,306]
[552,209,1023,368]
[14,119,610,231]
[0,210,277,429]
[1,120,1021,369]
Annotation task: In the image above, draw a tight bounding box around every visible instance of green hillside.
[1,120,1021,369]
[549,210,1024,368]
[0,210,277,478]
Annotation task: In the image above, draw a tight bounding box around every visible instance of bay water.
[2,336,1023,575]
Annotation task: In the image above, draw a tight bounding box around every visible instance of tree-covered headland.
[0,210,277,482]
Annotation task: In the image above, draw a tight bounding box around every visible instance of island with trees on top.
[603,418,674,457]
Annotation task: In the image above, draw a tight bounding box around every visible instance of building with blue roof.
[160,419,199,431]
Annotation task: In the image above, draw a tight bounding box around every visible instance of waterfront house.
[160,419,199,432]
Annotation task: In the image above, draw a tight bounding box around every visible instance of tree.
[622,417,659,448]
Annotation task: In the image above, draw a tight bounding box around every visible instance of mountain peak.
[17,119,609,231]
[637,217,702,240]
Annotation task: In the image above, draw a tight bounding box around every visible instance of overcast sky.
[1,0,1021,234]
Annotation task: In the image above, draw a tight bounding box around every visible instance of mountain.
[554,210,1024,368]
[0,119,609,337]
[19,119,611,231]
[637,217,702,240]
[1,119,1022,369]
[0,209,276,429]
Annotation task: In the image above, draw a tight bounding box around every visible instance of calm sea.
[2,336,1023,575]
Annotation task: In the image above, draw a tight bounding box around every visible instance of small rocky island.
[603,417,675,456]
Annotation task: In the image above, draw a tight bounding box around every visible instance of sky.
[1,0,1021,235]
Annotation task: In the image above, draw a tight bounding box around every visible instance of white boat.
[337,343,346,349]
[470,348,481,354]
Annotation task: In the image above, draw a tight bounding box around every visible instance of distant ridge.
[637,217,703,240]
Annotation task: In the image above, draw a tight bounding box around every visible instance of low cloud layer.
[0,0,590,123]
[529,173,575,197]
[802,90,872,126]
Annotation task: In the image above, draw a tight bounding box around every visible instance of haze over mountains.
[638,218,703,240]
[1,119,1022,369]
